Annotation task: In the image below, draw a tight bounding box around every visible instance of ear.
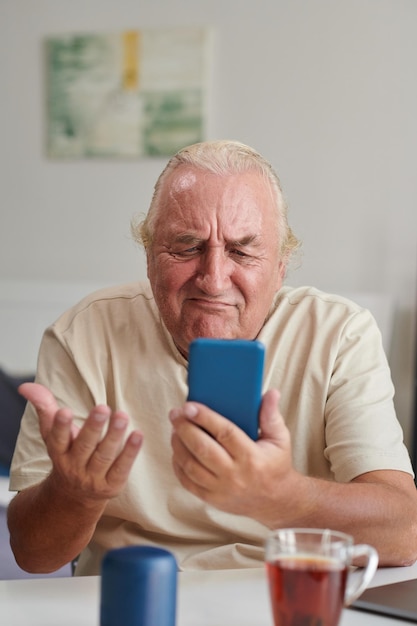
[145,249,152,280]
[275,260,287,288]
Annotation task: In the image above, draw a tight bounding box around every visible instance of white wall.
[1,0,416,444]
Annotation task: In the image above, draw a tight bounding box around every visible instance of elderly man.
[8,140,417,575]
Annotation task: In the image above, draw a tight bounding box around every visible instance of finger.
[18,382,61,438]
[170,402,237,475]
[18,382,59,415]
[71,406,112,467]
[106,430,143,489]
[45,407,74,457]
[258,389,280,437]
[87,411,130,476]
[171,430,217,488]
[258,389,290,447]
[171,402,251,459]
[172,458,211,501]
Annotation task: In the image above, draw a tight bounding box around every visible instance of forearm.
[260,470,417,567]
[7,474,108,573]
[169,396,417,566]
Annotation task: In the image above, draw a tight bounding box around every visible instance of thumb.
[19,382,61,438]
[258,389,288,444]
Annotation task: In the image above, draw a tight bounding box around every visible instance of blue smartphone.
[187,338,265,440]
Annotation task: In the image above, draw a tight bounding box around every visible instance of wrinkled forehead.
[151,164,281,242]
[154,165,279,240]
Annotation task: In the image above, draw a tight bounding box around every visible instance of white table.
[1,561,417,625]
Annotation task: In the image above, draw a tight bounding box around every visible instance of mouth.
[186,297,234,311]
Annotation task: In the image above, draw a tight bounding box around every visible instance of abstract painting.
[45,27,209,158]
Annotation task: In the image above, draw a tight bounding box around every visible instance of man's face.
[146,165,286,357]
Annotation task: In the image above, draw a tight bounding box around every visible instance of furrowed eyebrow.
[170,233,261,248]
[172,233,203,245]
[227,235,261,248]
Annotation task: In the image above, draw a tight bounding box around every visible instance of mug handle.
[345,544,379,605]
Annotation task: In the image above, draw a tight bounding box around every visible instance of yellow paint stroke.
[122,31,139,90]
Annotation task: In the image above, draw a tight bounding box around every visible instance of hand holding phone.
[187,338,265,440]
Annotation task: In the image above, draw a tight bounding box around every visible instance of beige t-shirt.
[9,282,413,574]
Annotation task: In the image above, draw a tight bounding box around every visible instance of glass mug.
[265,528,378,626]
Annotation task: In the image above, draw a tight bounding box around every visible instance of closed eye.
[170,245,202,258]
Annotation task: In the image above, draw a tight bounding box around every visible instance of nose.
[195,247,232,294]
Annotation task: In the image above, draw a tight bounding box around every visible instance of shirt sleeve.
[324,307,413,482]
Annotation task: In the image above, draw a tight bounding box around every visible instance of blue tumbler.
[100,546,178,626]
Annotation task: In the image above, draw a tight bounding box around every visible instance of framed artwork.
[45,27,210,158]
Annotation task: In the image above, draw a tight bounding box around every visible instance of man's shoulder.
[261,285,381,358]
[263,285,373,340]
[52,280,155,328]
[74,280,153,306]
[275,285,363,314]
